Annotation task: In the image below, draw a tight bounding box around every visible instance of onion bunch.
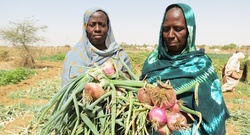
[137,80,202,134]
[35,57,202,135]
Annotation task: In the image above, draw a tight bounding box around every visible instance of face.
[162,7,188,55]
[86,11,109,50]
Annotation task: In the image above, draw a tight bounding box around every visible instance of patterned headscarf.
[61,7,131,87]
[140,3,229,134]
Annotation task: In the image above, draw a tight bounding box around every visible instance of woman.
[222,52,245,92]
[61,7,131,87]
[140,3,230,135]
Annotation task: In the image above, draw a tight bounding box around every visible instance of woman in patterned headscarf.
[140,3,230,135]
[61,7,131,87]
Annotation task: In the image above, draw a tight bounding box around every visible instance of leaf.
[80,113,100,135]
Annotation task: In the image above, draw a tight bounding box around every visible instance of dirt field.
[0,59,249,134]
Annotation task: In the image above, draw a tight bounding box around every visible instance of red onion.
[148,107,168,129]
[169,100,181,113]
[84,82,105,102]
[137,88,153,106]
[167,112,188,131]
[102,60,115,77]
[157,124,170,135]
[147,85,177,109]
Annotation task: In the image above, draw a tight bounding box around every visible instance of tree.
[221,43,237,51]
[0,17,47,66]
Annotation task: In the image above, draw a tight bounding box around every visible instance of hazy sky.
[0,0,250,46]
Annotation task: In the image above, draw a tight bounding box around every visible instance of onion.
[157,124,170,135]
[137,88,153,106]
[166,112,188,131]
[116,87,124,97]
[147,85,176,109]
[84,82,105,102]
[169,100,181,113]
[102,59,115,77]
[148,107,168,130]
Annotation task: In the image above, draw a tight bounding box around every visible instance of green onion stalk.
[35,57,202,135]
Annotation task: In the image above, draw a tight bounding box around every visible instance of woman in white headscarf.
[222,51,245,92]
[61,7,132,87]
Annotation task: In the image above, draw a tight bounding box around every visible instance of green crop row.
[0,68,36,86]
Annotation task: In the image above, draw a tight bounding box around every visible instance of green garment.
[242,56,250,84]
[140,3,230,135]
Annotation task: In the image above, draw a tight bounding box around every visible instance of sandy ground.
[0,60,249,135]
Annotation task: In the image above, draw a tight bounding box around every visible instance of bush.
[221,44,237,50]
[38,52,66,62]
[0,67,36,86]
[0,50,9,60]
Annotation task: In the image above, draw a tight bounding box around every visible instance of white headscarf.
[225,52,245,73]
